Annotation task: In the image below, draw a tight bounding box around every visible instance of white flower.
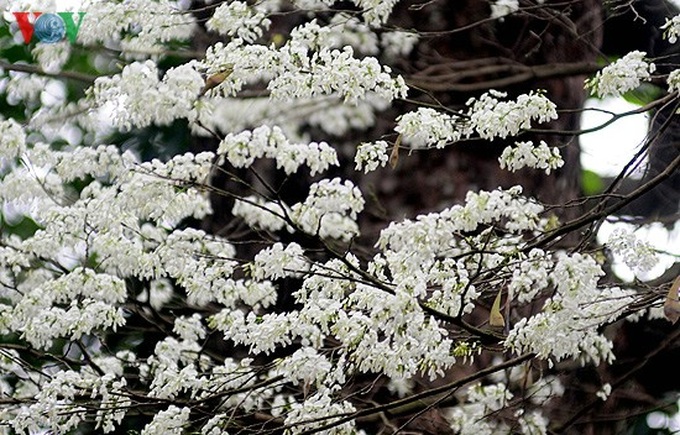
[467,90,557,140]
[32,41,71,74]
[140,406,190,435]
[354,0,400,25]
[5,72,49,105]
[381,31,419,59]
[0,118,27,161]
[607,228,658,274]
[386,377,414,398]
[173,314,206,342]
[491,0,519,19]
[79,0,196,52]
[251,242,309,280]
[667,68,680,93]
[91,61,204,130]
[275,347,333,388]
[284,392,358,434]
[499,140,564,174]
[217,125,339,175]
[527,376,565,404]
[290,178,364,241]
[395,107,467,148]
[268,45,408,104]
[596,383,612,401]
[661,14,680,44]
[508,249,553,303]
[518,410,549,435]
[326,13,379,54]
[206,1,271,43]
[585,51,655,97]
[211,310,303,355]
[505,253,635,365]
[233,196,292,232]
[355,140,389,172]
[307,95,387,136]
[449,383,513,435]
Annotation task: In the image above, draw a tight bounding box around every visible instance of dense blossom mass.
[0,0,678,434]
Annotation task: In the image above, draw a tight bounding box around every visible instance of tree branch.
[0,60,97,83]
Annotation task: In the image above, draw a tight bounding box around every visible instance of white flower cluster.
[449,383,548,435]
[173,313,207,342]
[392,91,557,148]
[85,20,407,133]
[596,383,612,401]
[491,0,520,19]
[150,229,241,306]
[78,0,196,52]
[378,186,543,254]
[372,187,546,327]
[607,228,658,274]
[506,253,635,364]
[293,0,336,11]
[11,296,125,350]
[307,95,387,136]
[499,140,564,174]
[326,13,379,54]
[423,258,479,317]
[212,310,304,354]
[0,118,26,161]
[11,370,130,434]
[468,90,558,140]
[381,31,419,59]
[145,336,207,400]
[344,285,457,380]
[206,1,271,43]
[661,14,680,43]
[3,0,55,13]
[291,0,398,25]
[140,151,215,183]
[284,391,358,434]
[353,0,401,25]
[354,140,389,173]
[395,107,467,149]
[31,41,71,74]
[114,157,213,227]
[183,40,272,97]
[232,195,291,232]
[585,51,655,97]
[268,45,409,104]
[217,125,338,175]
[667,69,680,93]
[274,347,335,389]
[91,61,204,130]
[5,72,49,105]
[291,178,365,240]
[141,406,191,435]
[251,242,309,280]
[195,92,387,138]
[508,249,553,303]
[198,29,408,103]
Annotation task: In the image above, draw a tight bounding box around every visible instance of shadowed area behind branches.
[601,0,680,221]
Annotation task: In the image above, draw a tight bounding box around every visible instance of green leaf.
[622,82,663,107]
[1,215,42,239]
[582,169,604,196]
